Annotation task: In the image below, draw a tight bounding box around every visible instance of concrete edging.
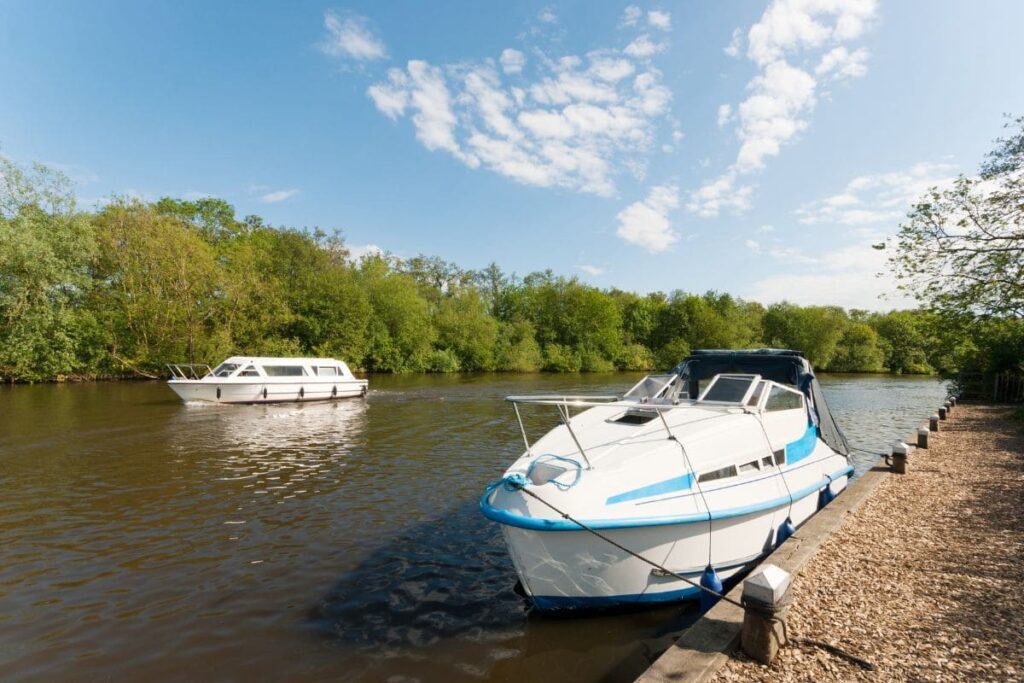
[635,432,924,683]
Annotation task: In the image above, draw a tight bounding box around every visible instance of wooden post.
[741,564,791,664]
[944,401,953,416]
[891,443,909,474]
[938,406,948,421]
[930,414,940,432]
[917,427,929,449]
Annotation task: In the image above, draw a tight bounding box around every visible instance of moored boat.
[166,356,367,404]
[480,349,852,610]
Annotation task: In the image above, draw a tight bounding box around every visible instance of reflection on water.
[0,373,947,682]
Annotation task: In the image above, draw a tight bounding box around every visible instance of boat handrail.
[167,363,213,380]
[506,395,679,410]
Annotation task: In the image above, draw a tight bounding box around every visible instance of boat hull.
[167,379,367,404]
[491,468,849,610]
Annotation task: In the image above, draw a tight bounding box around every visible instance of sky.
[2,0,1023,310]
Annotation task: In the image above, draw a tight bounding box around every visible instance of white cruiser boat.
[166,357,367,404]
[481,349,852,610]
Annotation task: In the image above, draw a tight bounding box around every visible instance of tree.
[890,115,1024,318]
[0,157,97,380]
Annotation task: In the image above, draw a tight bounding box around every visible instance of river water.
[0,373,947,682]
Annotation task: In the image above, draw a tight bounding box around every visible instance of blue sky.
[2,0,1022,309]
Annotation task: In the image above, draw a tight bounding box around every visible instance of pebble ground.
[713,404,1024,682]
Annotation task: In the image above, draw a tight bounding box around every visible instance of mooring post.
[740,564,791,664]
[950,396,958,408]
[930,414,940,432]
[891,442,909,474]
[944,400,953,416]
[917,427,929,449]
[938,406,948,421]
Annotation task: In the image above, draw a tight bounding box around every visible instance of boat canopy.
[671,349,850,456]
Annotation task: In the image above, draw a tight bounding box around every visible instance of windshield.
[698,374,760,404]
[211,362,240,377]
[624,374,679,402]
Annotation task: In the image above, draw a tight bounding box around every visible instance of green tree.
[762,303,847,368]
[828,321,885,372]
[0,158,97,380]
[890,115,1024,318]
[91,200,225,372]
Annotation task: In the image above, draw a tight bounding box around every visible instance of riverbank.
[711,404,1024,682]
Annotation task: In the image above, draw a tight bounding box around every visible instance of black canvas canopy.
[671,349,850,456]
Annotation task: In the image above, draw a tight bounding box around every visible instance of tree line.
[1,115,1021,383]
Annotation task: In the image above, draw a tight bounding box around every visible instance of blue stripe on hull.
[606,473,694,505]
[482,464,853,531]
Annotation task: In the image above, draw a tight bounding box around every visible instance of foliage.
[2,148,1019,382]
[891,115,1024,318]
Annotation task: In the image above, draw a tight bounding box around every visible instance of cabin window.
[238,365,260,377]
[762,456,774,468]
[773,449,786,466]
[212,362,240,377]
[697,465,737,483]
[318,366,339,377]
[738,460,760,474]
[765,386,803,412]
[263,365,307,377]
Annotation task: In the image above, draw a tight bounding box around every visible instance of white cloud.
[319,11,386,61]
[724,27,743,57]
[746,0,877,68]
[815,46,869,79]
[538,7,558,24]
[577,264,606,276]
[621,6,642,27]
[367,68,409,119]
[690,0,879,217]
[648,10,672,31]
[616,184,680,252]
[366,39,674,196]
[748,243,915,310]
[745,239,761,253]
[716,103,733,127]
[756,224,775,233]
[687,170,754,217]
[500,48,526,75]
[347,243,384,262]
[624,34,667,59]
[796,162,958,227]
[734,60,817,173]
[259,189,299,203]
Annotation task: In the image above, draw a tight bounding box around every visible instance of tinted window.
[702,376,755,403]
[238,365,260,377]
[212,363,239,377]
[697,465,737,483]
[318,366,339,376]
[263,365,306,377]
[765,386,803,412]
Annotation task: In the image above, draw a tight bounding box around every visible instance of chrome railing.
[167,363,213,380]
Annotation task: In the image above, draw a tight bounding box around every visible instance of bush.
[425,348,461,373]
[543,343,582,372]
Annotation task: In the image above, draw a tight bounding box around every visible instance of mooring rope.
[497,476,875,672]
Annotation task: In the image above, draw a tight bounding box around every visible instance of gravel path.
[713,405,1024,682]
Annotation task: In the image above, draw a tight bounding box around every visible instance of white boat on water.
[480,349,853,610]
[166,356,367,404]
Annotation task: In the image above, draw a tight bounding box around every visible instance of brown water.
[0,373,947,682]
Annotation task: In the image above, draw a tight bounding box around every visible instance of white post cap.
[742,563,791,607]
[893,442,910,456]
